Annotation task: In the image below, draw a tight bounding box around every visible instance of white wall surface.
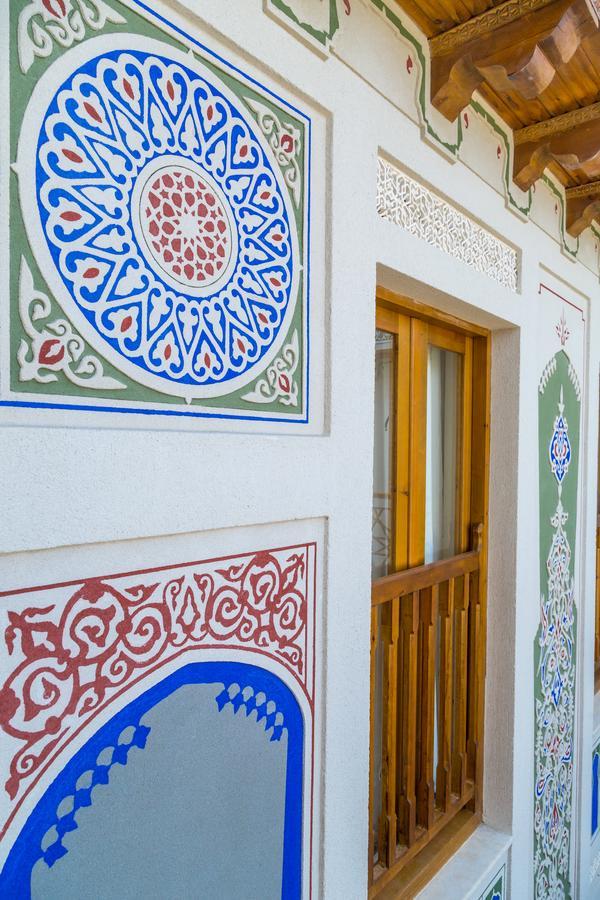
[2,1,600,898]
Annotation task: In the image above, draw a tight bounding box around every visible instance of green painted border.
[9,0,308,417]
[268,0,340,47]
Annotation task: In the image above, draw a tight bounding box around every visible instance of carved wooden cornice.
[430,0,555,57]
[566,180,600,198]
[514,102,600,145]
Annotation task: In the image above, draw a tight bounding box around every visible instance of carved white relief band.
[377,158,519,292]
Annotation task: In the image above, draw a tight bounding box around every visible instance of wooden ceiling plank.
[476,82,532,128]
[528,89,571,122]
[395,0,458,34]
[465,0,496,16]
[436,0,473,24]
[536,70,593,118]
[391,0,439,38]
[480,74,579,128]
[549,42,600,104]
[548,159,580,186]
[580,38,600,82]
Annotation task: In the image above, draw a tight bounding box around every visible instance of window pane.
[372,329,395,579]
[425,346,461,564]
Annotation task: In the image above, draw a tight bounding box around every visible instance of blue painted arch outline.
[0,661,304,899]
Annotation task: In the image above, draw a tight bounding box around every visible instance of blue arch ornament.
[0,662,304,900]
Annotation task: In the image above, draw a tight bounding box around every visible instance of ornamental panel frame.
[0,527,321,898]
[1,0,318,430]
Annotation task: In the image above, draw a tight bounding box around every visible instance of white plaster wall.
[2,1,600,898]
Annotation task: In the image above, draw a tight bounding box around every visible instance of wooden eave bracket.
[566,181,600,235]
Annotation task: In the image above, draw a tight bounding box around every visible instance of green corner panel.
[480,870,504,900]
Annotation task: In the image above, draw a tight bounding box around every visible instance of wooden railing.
[369,526,484,894]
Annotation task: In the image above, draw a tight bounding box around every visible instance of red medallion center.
[141,166,232,288]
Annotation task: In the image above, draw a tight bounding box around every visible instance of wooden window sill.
[370,810,481,900]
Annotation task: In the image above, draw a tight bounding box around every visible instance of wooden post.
[399,591,419,847]
[417,585,438,829]
[436,578,455,811]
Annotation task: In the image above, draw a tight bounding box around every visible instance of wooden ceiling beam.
[513,107,600,189]
[565,180,600,235]
[430,0,597,121]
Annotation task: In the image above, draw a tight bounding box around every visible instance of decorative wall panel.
[377,158,519,291]
[534,350,581,900]
[0,541,317,897]
[4,0,310,424]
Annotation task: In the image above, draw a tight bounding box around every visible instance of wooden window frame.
[369,288,491,899]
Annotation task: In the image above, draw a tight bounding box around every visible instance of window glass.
[372,329,395,579]
[425,346,461,563]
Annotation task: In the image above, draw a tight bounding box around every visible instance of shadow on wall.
[1,662,304,900]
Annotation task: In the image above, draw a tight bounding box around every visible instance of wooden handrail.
[371,550,480,606]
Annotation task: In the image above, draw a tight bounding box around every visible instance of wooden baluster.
[417,584,438,829]
[378,603,391,866]
[452,573,469,799]
[384,597,400,868]
[466,568,481,784]
[368,606,378,882]
[399,590,419,847]
[436,578,454,812]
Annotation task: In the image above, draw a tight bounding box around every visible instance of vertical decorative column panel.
[534,351,581,899]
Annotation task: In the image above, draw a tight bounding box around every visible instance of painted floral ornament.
[17,0,126,73]
[242,330,300,406]
[549,387,571,485]
[18,257,125,390]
